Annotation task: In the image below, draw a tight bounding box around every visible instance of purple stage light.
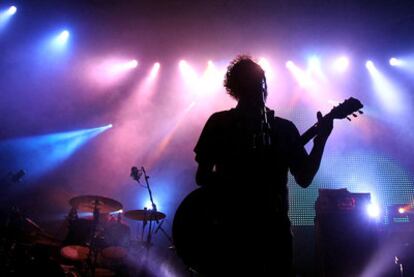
[332,56,350,73]
[109,59,138,74]
[179,60,197,80]
[150,62,160,78]
[366,59,405,114]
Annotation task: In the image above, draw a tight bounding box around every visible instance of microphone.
[130,166,142,182]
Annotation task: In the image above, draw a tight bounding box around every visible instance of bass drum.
[101,221,131,260]
[61,218,94,261]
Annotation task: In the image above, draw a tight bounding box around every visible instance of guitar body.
[173,186,278,274]
[172,187,225,273]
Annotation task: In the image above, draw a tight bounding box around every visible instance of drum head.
[60,245,90,261]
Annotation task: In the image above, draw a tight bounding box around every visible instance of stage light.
[149,62,160,78]
[258,57,274,80]
[258,57,270,72]
[179,60,187,68]
[332,56,349,72]
[308,56,321,70]
[366,203,380,218]
[55,30,70,45]
[286,60,313,88]
[109,59,138,75]
[307,55,327,81]
[366,59,404,114]
[398,207,405,214]
[389,57,404,67]
[0,124,112,179]
[199,60,222,93]
[6,6,17,16]
[88,58,139,87]
[124,59,138,69]
[0,5,17,30]
[365,60,374,70]
[179,60,198,81]
[144,200,159,211]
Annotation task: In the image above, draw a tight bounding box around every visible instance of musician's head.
[224,55,267,103]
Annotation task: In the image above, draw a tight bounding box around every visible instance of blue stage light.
[6,6,17,15]
[54,30,70,46]
[0,5,17,30]
[0,124,112,180]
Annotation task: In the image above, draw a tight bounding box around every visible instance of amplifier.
[315,188,371,213]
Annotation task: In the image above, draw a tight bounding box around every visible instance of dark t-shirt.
[194,107,309,216]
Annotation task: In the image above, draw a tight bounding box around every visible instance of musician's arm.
[294,136,328,188]
[290,112,333,188]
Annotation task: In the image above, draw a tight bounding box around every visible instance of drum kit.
[0,181,171,276]
[0,166,173,276]
[58,194,168,276]
[0,194,168,276]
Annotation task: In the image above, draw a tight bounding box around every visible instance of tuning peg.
[352,113,358,117]
[346,117,351,121]
[358,110,364,114]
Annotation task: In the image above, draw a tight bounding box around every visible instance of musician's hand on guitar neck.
[315,111,333,143]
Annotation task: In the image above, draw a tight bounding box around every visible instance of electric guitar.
[172,97,364,273]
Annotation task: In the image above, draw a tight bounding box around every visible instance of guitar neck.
[300,113,333,146]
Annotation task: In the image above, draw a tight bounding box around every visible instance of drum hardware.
[63,195,125,277]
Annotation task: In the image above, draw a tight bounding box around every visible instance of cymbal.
[32,234,62,247]
[69,195,123,213]
[124,209,166,221]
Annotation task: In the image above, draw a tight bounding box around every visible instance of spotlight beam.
[366,60,404,115]
[0,124,112,179]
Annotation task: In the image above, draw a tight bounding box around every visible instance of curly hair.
[223,55,267,101]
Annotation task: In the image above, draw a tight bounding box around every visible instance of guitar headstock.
[329,97,364,121]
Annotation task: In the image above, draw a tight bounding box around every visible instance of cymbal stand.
[154,219,174,245]
[88,201,100,277]
[141,208,148,242]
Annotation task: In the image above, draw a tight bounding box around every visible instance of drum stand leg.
[87,202,101,277]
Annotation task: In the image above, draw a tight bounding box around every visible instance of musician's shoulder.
[273,116,298,132]
[208,109,238,121]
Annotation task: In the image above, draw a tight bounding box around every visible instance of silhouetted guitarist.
[193,55,333,276]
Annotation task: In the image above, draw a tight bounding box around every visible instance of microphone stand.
[136,167,174,246]
[253,79,272,149]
